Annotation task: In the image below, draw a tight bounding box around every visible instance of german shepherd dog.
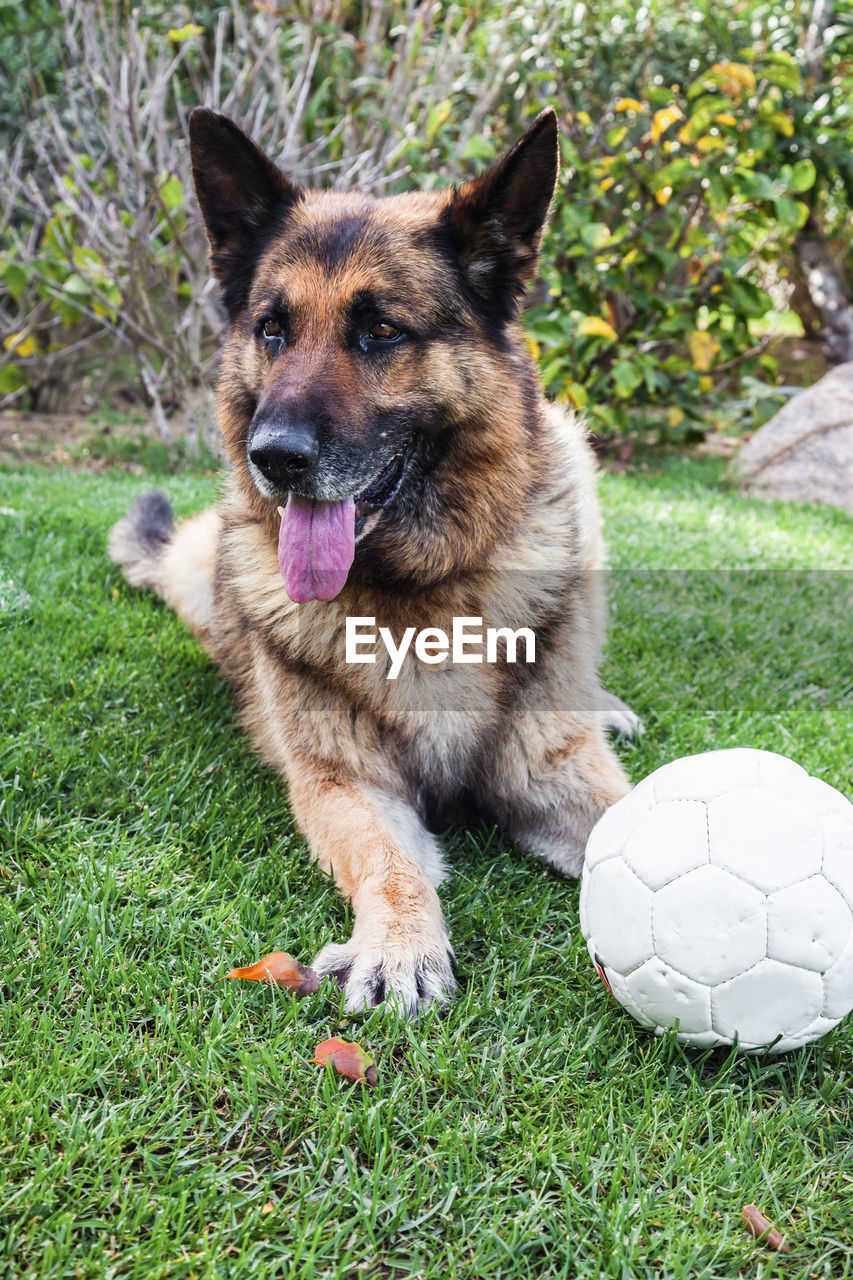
[109,106,638,1015]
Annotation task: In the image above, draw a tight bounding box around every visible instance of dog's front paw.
[312,929,456,1017]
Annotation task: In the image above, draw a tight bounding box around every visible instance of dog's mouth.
[276,449,411,604]
[354,450,409,534]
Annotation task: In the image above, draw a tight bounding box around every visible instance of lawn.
[1,454,851,1279]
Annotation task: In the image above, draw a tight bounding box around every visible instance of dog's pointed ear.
[189,108,302,315]
[443,108,559,320]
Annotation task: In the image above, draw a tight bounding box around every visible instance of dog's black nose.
[248,419,320,487]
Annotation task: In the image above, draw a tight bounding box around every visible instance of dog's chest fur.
[208,403,602,825]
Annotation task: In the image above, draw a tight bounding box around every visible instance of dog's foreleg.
[286,758,455,1016]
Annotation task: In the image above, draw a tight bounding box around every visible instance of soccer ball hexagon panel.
[579,749,853,1053]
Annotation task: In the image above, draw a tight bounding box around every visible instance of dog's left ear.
[443,108,559,320]
[189,108,303,316]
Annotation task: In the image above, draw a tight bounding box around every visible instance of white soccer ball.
[579,749,853,1053]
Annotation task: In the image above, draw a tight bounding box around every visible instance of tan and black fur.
[109,107,638,1015]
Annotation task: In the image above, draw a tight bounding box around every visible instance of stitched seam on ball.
[822,867,849,901]
[814,821,853,1015]
[710,956,770,1037]
[818,813,853,901]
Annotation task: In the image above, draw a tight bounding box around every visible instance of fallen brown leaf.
[309,1037,378,1086]
[224,950,320,996]
[742,1204,792,1253]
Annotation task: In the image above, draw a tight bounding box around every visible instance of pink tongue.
[277,492,355,603]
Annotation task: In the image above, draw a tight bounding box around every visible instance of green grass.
[71,428,221,475]
[0,456,851,1280]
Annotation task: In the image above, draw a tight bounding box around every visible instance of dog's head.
[189,107,559,601]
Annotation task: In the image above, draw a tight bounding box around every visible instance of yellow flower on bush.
[3,331,36,357]
[651,106,683,143]
[711,61,756,97]
[768,112,795,137]
[688,330,719,372]
[167,22,203,41]
[615,97,644,113]
[577,316,618,341]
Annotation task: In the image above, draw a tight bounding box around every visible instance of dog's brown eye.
[262,318,283,339]
[369,322,401,341]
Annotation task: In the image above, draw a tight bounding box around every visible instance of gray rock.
[734,362,853,513]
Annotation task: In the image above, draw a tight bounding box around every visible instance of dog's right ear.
[189,109,302,316]
[442,108,559,325]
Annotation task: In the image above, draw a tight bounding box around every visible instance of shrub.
[525,52,815,441]
[0,0,550,432]
[520,0,853,443]
[1,0,851,447]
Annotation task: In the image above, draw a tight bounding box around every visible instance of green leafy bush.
[524,0,853,442]
[525,53,815,440]
[1,0,852,446]
[0,0,546,427]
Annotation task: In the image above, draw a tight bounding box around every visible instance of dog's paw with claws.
[312,930,456,1016]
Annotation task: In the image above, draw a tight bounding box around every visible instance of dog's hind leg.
[109,491,221,650]
[285,756,456,1016]
[498,722,631,878]
[599,688,643,741]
